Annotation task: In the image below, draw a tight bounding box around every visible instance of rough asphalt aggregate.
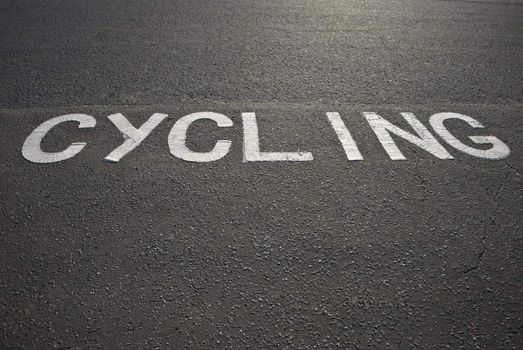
[1,0,522,349]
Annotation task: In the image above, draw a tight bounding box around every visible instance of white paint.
[104,113,168,163]
[363,112,453,160]
[326,112,363,161]
[22,114,96,163]
[430,112,510,160]
[168,112,233,162]
[242,112,313,162]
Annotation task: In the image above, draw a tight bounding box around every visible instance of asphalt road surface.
[1,0,522,349]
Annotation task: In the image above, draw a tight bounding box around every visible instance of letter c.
[168,112,233,162]
[22,114,96,163]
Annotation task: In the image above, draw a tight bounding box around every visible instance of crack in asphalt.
[463,172,511,275]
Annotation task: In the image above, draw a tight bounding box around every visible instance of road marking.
[168,112,233,162]
[22,114,96,163]
[20,111,511,164]
[430,112,510,160]
[363,112,454,160]
[105,113,168,163]
[242,112,314,162]
[326,112,363,161]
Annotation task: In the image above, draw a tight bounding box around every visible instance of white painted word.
[22,111,510,163]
